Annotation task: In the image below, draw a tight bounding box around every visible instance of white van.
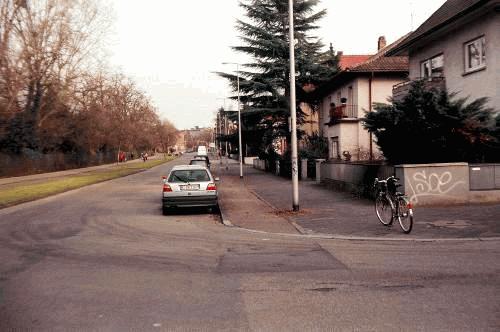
[197,145,207,156]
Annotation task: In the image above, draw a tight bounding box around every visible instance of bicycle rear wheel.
[397,196,413,233]
[375,195,394,226]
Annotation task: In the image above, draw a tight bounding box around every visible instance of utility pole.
[289,0,299,211]
[222,62,244,179]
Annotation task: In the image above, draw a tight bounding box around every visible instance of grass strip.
[0,157,174,209]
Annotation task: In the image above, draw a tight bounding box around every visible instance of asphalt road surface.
[1,154,499,331]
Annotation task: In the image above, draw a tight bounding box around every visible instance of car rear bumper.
[162,195,218,208]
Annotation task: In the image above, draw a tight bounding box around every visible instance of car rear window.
[189,160,207,166]
[168,170,210,183]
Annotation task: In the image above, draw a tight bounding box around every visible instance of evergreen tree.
[363,80,500,164]
[218,0,338,155]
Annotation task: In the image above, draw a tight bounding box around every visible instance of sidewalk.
[215,158,500,240]
[215,159,299,234]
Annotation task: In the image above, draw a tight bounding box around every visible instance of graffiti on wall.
[406,170,466,204]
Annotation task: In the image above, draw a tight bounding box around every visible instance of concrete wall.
[395,163,470,205]
[320,161,500,206]
[320,161,395,195]
[253,158,266,171]
[408,11,499,110]
[244,156,257,165]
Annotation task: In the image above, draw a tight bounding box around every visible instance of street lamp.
[216,97,230,170]
[288,0,299,211]
[216,98,230,156]
[222,62,243,179]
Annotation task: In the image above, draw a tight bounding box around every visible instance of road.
[0,155,499,331]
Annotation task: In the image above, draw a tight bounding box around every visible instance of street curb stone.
[217,222,500,242]
[218,202,234,227]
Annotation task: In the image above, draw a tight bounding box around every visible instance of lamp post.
[216,98,229,157]
[222,62,243,179]
[217,97,230,170]
[288,0,299,211]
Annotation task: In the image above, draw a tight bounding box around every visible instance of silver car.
[162,165,219,215]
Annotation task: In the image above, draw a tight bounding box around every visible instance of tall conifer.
[218,0,338,155]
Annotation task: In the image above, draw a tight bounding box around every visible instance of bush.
[299,133,328,160]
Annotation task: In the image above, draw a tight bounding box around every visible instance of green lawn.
[0,157,175,208]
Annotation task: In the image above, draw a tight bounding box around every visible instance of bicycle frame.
[373,176,414,233]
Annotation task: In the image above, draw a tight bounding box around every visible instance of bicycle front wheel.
[375,195,394,226]
[397,196,413,233]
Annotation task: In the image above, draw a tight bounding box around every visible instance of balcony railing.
[392,77,446,102]
[326,104,358,125]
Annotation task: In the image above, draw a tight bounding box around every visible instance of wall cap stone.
[395,162,468,168]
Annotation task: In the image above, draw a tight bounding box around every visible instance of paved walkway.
[215,157,500,240]
[215,159,299,234]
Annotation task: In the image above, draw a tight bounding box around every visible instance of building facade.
[316,36,409,161]
[389,0,500,110]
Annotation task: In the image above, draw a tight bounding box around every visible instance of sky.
[107,0,447,130]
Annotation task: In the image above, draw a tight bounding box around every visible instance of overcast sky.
[107,0,447,130]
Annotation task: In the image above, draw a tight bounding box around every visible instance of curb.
[218,202,234,227]
[216,217,500,242]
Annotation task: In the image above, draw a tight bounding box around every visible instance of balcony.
[392,77,446,102]
[325,104,358,125]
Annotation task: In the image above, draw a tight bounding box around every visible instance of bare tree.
[0,0,175,171]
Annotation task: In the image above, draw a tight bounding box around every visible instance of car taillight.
[207,183,217,191]
[163,184,172,192]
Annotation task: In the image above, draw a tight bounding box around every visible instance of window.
[420,54,444,79]
[330,137,339,159]
[464,36,486,72]
[168,170,210,182]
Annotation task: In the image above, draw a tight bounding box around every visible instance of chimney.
[378,36,386,50]
[337,51,343,57]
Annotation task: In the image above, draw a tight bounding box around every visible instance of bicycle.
[373,176,414,233]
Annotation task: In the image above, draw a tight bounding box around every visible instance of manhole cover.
[217,246,347,273]
[429,220,472,229]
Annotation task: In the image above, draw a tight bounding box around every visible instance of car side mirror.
[214,177,220,182]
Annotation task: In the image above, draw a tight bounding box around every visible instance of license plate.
[180,184,199,190]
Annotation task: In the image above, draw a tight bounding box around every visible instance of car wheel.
[162,206,171,215]
[210,205,220,214]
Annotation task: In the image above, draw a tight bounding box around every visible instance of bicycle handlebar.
[373,176,400,187]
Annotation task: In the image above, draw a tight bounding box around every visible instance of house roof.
[313,35,410,98]
[339,55,371,70]
[348,56,409,72]
[387,0,492,55]
[348,33,411,72]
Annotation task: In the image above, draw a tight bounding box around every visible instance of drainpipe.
[368,72,374,160]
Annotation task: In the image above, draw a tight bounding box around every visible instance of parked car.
[189,159,209,168]
[193,155,210,168]
[161,165,219,215]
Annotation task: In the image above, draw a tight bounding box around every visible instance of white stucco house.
[388,0,500,110]
[315,36,409,161]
